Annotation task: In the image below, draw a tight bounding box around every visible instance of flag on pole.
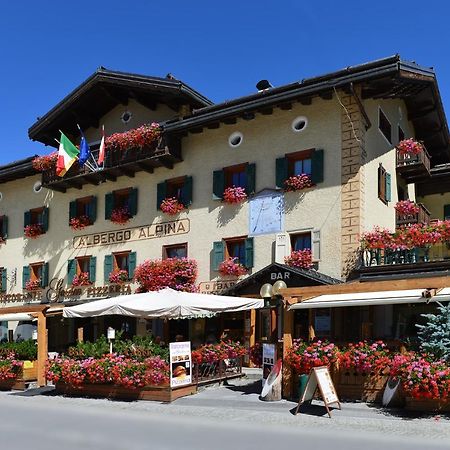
[56,132,79,177]
[97,125,105,165]
[78,127,90,167]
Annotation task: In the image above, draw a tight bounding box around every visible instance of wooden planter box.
[0,361,38,391]
[405,397,450,412]
[333,370,388,402]
[54,382,197,402]
[0,380,26,391]
[21,361,38,381]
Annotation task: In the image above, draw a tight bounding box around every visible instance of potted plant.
[108,269,129,284]
[284,249,313,269]
[394,200,420,216]
[25,278,41,291]
[24,223,44,239]
[72,272,91,287]
[397,138,424,156]
[160,197,185,215]
[223,186,247,204]
[69,215,91,230]
[105,123,161,152]
[32,152,58,172]
[218,257,247,276]
[284,174,313,192]
[110,207,131,225]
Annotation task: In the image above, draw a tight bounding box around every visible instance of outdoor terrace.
[396,147,431,183]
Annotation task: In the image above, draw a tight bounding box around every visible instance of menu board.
[169,341,192,388]
[262,343,276,383]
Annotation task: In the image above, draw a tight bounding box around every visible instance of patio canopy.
[288,289,441,310]
[63,287,263,319]
[0,313,34,322]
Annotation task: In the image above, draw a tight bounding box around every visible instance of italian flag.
[56,132,79,177]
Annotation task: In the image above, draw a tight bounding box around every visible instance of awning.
[288,289,431,310]
[63,287,263,319]
[0,313,34,322]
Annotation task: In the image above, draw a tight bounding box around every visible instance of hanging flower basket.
[24,224,44,239]
[25,278,41,291]
[284,249,313,269]
[32,152,58,172]
[160,197,185,215]
[111,207,131,225]
[69,215,91,230]
[223,186,247,204]
[397,138,424,156]
[218,257,248,276]
[72,272,91,287]
[394,200,420,216]
[105,123,161,152]
[108,269,129,284]
[284,174,313,192]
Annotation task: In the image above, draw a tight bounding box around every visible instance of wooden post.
[77,327,84,343]
[308,309,315,341]
[282,303,294,399]
[37,312,47,387]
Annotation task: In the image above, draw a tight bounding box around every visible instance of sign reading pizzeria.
[73,219,190,249]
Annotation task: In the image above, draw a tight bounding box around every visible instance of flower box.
[108,269,129,284]
[284,174,313,192]
[160,197,185,215]
[223,186,247,204]
[397,139,424,156]
[25,278,41,291]
[24,223,44,239]
[110,207,131,225]
[72,272,91,287]
[284,249,313,269]
[332,369,388,402]
[405,397,450,412]
[218,257,247,276]
[69,215,91,230]
[54,382,197,402]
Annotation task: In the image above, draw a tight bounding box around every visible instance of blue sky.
[0,1,449,165]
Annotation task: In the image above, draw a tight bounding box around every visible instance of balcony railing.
[395,203,431,228]
[42,137,181,192]
[361,243,450,268]
[396,148,431,182]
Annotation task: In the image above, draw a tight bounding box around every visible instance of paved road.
[1,380,449,450]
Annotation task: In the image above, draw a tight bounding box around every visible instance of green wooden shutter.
[1,216,8,239]
[311,149,324,184]
[128,252,137,279]
[244,237,254,269]
[1,269,7,293]
[67,259,76,285]
[212,169,225,200]
[24,210,31,228]
[69,201,77,222]
[444,205,450,220]
[42,207,49,232]
[129,188,138,216]
[181,176,193,206]
[41,262,49,288]
[104,255,113,283]
[245,163,256,195]
[89,256,96,283]
[276,157,288,189]
[157,181,167,210]
[22,266,30,289]
[212,241,225,271]
[105,193,114,220]
[385,173,392,202]
[88,196,97,224]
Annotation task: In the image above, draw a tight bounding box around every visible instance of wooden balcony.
[395,203,430,228]
[396,148,431,182]
[359,243,450,279]
[42,137,181,193]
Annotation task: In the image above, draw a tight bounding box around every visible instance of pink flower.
[284,174,313,192]
[285,249,313,269]
[110,207,131,225]
[223,186,247,204]
[397,139,424,156]
[160,197,185,215]
[218,257,247,276]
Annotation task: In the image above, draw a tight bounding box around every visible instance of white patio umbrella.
[63,288,263,319]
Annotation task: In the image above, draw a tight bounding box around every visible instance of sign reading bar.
[295,366,341,418]
[73,219,190,249]
[198,279,237,295]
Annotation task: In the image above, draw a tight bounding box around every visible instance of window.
[24,207,49,233]
[69,196,97,225]
[0,268,6,293]
[157,176,193,209]
[163,243,188,259]
[105,188,138,220]
[212,237,254,270]
[378,108,392,144]
[0,215,8,240]
[276,149,324,189]
[378,164,391,204]
[398,125,405,143]
[22,262,49,289]
[212,163,255,200]
[67,256,96,285]
[104,251,137,282]
[291,232,312,252]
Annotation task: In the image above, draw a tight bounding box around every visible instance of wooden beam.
[46,183,66,193]
[102,172,117,182]
[0,305,48,314]
[207,122,220,129]
[84,175,101,186]
[100,86,128,106]
[137,162,154,173]
[280,275,450,301]
[223,117,237,125]
[279,103,292,111]
[319,91,333,100]
[158,157,173,169]
[242,112,255,120]
[298,97,312,105]
[37,311,47,387]
[260,108,273,115]
[120,166,136,178]
[72,109,99,129]
[282,306,294,399]
[189,127,204,134]
[408,105,436,121]
[65,178,83,190]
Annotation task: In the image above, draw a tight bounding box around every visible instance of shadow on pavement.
[223,379,262,395]
[366,402,450,421]
[9,386,55,397]
[289,401,334,417]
